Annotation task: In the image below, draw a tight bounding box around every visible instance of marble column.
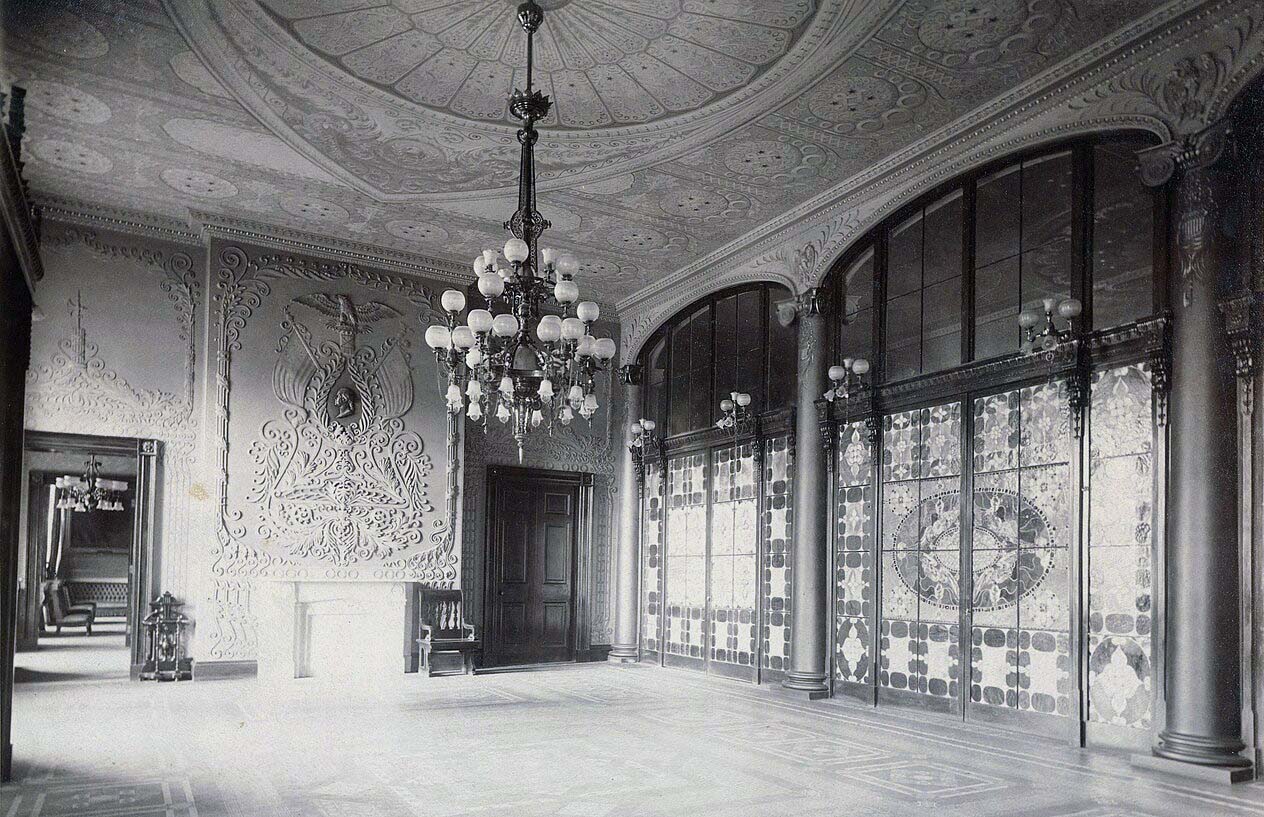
[784,288,830,697]
[608,365,643,663]
[1133,122,1252,780]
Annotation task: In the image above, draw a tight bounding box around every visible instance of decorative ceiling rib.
[0,0,1248,306]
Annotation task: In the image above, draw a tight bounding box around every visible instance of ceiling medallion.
[427,1,616,460]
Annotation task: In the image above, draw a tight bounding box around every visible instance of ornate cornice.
[191,210,469,287]
[35,194,202,246]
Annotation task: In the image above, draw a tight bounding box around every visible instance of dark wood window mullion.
[963,181,977,362]
[875,232,889,384]
[1073,144,1092,330]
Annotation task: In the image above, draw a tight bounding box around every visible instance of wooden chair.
[417,588,479,676]
[42,579,94,634]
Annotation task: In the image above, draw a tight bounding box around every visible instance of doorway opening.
[16,432,158,683]
[483,467,593,668]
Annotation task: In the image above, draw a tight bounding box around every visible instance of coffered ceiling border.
[616,0,1264,363]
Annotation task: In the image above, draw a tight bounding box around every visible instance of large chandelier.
[425,1,616,458]
[55,456,127,513]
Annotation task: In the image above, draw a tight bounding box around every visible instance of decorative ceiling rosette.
[160,0,880,200]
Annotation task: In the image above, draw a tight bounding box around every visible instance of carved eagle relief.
[248,293,433,567]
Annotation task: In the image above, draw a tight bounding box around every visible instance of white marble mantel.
[253,578,416,684]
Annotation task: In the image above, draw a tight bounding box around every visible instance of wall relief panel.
[205,239,459,660]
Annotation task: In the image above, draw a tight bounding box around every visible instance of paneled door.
[486,470,580,666]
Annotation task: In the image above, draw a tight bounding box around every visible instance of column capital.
[1137,119,1232,187]
[618,363,643,386]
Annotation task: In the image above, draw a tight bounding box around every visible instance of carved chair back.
[418,588,475,644]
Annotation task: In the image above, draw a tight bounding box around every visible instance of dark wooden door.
[487,472,579,665]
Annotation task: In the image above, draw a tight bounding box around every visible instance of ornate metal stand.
[140,592,192,681]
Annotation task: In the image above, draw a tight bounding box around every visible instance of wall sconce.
[824,357,870,403]
[629,417,660,482]
[1019,296,1082,353]
[716,391,752,432]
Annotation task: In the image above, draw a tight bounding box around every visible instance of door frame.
[482,465,595,666]
[20,431,159,677]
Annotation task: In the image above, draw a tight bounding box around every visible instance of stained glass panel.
[641,461,663,655]
[835,421,874,684]
[762,435,794,671]
[665,453,707,660]
[710,445,758,667]
[880,403,961,701]
[1087,363,1154,729]
[970,383,1072,718]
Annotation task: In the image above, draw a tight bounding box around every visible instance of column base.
[606,644,639,664]
[782,671,830,699]
[1132,753,1254,784]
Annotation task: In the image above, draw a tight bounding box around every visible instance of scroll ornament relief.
[206,244,457,660]
[248,293,434,566]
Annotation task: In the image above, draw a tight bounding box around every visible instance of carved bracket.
[1148,314,1173,427]
[1220,292,1260,417]
[816,398,835,472]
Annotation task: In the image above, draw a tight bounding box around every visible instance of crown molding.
[616,0,1251,320]
[188,210,471,287]
[34,194,203,246]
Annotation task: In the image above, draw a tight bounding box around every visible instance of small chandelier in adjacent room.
[1019,296,1082,353]
[55,456,127,512]
[426,0,616,459]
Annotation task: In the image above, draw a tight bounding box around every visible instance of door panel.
[488,474,578,666]
[708,444,758,679]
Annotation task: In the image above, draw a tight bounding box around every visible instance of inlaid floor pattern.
[6,660,1264,817]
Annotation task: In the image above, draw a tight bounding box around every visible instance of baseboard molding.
[582,644,612,663]
[194,660,257,681]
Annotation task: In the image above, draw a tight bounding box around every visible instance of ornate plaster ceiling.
[0,0,1174,303]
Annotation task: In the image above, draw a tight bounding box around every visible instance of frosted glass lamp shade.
[642,419,656,432]
[451,326,476,349]
[504,238,529,263]
[561,317,585,340]
[482,249,498,268]
[1058,298,1083,319]
[472,255,487,275]
[593,338,616,360]
[441,289,466,313]
[477,273,505,298]
[828,365,847,382]
[541,248,556,266]
[467,309,494,334]
[536,315,562,343]
[556,253,579,276]
[465,349,484,367]
[575,335,594,357]
[735,392,751,407]
[491,313,520,337]
[576,301,600,323]
[630,421,643,435]
[554,279,579,304]
[720,398,734,412]
[1018,309,1041,329]
[424,325,451,349]
[852,358,870,375]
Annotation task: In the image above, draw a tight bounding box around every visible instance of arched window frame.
[638,282,798,443]
[824,133,1169,389]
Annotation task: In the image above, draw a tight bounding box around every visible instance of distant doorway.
[484,468,587,667]
[18,432,158,676]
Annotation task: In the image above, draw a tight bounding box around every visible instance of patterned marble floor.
[6,655,1264,817]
